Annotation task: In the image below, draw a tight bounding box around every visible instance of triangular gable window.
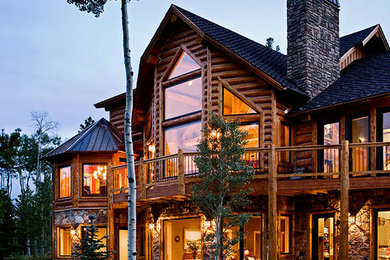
[168,51,200,79]
[223,87,257,115]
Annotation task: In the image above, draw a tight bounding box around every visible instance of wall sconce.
[149,223,155,231]
[148,144,155,153]
[244,249,250,256]
[71,229,76,236]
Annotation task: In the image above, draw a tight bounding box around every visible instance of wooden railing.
[112,141,390,195]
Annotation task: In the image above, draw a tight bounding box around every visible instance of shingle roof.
[173,5,307,97]
[296,51,390,112]
[43,118,124,159]
[339,25,377,57]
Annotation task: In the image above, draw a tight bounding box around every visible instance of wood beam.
[178,149,185,195]
[268,144,278,260]
[340,140,350,259]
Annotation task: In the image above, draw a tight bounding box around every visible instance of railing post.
[139,158,146,199]
[340,140,350,259]
[268,144,277,260]
[178,149,185,195]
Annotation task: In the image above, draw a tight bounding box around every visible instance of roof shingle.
[339,25,377,57]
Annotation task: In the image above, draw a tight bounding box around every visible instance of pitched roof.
[296,51,390,112]
[339,25,378,57]
[42,118,124,159]
[173,5,307,97]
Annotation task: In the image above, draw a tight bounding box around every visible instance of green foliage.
[74,215,114,259]
[79,116,95,132]
[265,37,280,52]
[0,129,21,194]
[67,0,108,17]
[191,114,254,259]
[0,189,19,257]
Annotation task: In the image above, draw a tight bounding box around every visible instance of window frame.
[222,87,257,116]
[318,120,340,173]
[375,208,390,260]
[279,214,293,255]
[58,226,72,257]
[376,107,390,170]
[280,122,292,163]
[81,163,108,197]
[59,165,72,199]
[238,121,261,148]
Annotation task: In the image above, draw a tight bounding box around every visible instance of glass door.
[312,214,335,260]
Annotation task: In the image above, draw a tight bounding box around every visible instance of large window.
[377,210,390,259]
[382,112,390,170]
[312,214,335,260]
[83,164,107,196]
[165,121,202,155]
[350,116,369,171]
[239,123,260,168]
[165,77,202,120]
[319,122,340,173]
[58,227,72,257]
[223,87,256,115]
[168,52,200,80]
[59,166,71,198]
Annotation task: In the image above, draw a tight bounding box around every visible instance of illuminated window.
[382,112,390,170]
[83,164,107,196]
[239,123,260,169]
[377,210,390,258]
[58,227,72,257]
[223,88,256,115]
[323,122,340,173]
[312,214,334,260]
[165,121,202,155]
[168,52,200,79]
[244,216,262,259]
[59,166,71,198]
[82,226,107,252]
[114,159,128,192]
[280,215,291,254]
[165,77,202,120]
[351,116,369,171]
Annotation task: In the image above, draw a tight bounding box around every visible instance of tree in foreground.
[65,1,137,259]
[74,214,114,259]
[191,115,255,260]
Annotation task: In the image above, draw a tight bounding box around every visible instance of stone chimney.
[287,0,340,98]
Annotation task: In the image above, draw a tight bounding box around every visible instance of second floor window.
[83,164,107,196]
[59,166,71,198]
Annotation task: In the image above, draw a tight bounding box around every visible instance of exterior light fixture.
[244,249,250,256]
[148,144,155,153]
[204,221,211,228]
[149,223,155,231]
[71,229,76,236]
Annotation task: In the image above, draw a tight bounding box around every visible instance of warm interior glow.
[280,124,291,162]
[323,122,340,173]
[83,164,107,195]
[59,166,71,198]
[82,226,107,252]
[314,215,334,260]
[280,215,290,254]
[168,51,200,79]
[378,211,390,258]
[352,116,369,171]
[164,121,201,155]
[70,229,76,236]
[58,227,72,257]
[164,77,202,120]
[119,229,128,260]
[223,87,256,115]
[383,112,390,170]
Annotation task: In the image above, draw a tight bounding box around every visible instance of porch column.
[268,144,278,260]
[340,140,350,259]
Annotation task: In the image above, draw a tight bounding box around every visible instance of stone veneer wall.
[287,0,340,98]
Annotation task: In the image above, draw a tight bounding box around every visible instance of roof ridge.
[66,118,106,152]
[340,24,378,39]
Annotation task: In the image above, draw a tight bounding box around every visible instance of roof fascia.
[362,25,390,51]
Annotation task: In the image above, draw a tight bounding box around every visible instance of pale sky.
[1,0,389,140]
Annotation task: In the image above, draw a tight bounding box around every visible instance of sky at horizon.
[1,0,389,142]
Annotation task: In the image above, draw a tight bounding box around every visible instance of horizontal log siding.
[294,121,314,171]
[109,105,125,133]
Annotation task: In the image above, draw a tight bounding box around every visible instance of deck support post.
[139,158,145,199]
[268,144,278,260]
[340,140,350,259]
[178,149,185,195]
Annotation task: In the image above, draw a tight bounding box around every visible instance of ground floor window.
[377,210,390,259]
[119,229,128,260]
[312,213,335,260]
[58,227,72,257]
[280,215,291,254]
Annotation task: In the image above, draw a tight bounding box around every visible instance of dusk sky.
[1,0,389,140]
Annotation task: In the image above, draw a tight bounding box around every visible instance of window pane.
[244,216,262,259]
[280,216,291,254]
[280,124,291,162]
[383,112,390,170]
[83,164,107,195]
[114,159,128,191]
[323,122,340,173]
[59,227,72,256]
[239,123,259,148]
[223,88,256,115]
[59,166,71,198]
[165,77,202,120]
[378,211,390,258]
[168,52,200,79]
[165,121,201,155]
[313,215,334,260]
[351,116,369,171]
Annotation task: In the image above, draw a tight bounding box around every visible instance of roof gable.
[43,118,124,160]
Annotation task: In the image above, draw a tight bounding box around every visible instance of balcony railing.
[112,141,390,196]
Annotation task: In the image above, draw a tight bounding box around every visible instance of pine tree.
[74,214,114,259]
[191,115,255,260]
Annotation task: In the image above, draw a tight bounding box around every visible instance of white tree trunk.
[121,0,137,259]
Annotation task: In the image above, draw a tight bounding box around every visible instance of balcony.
[112,141,390,206]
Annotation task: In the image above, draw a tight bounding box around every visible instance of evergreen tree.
[265,37,280,52]
[74,214,114,259]
[191,115,255,260]
[79,116,95,132]
[0,189,19,257]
